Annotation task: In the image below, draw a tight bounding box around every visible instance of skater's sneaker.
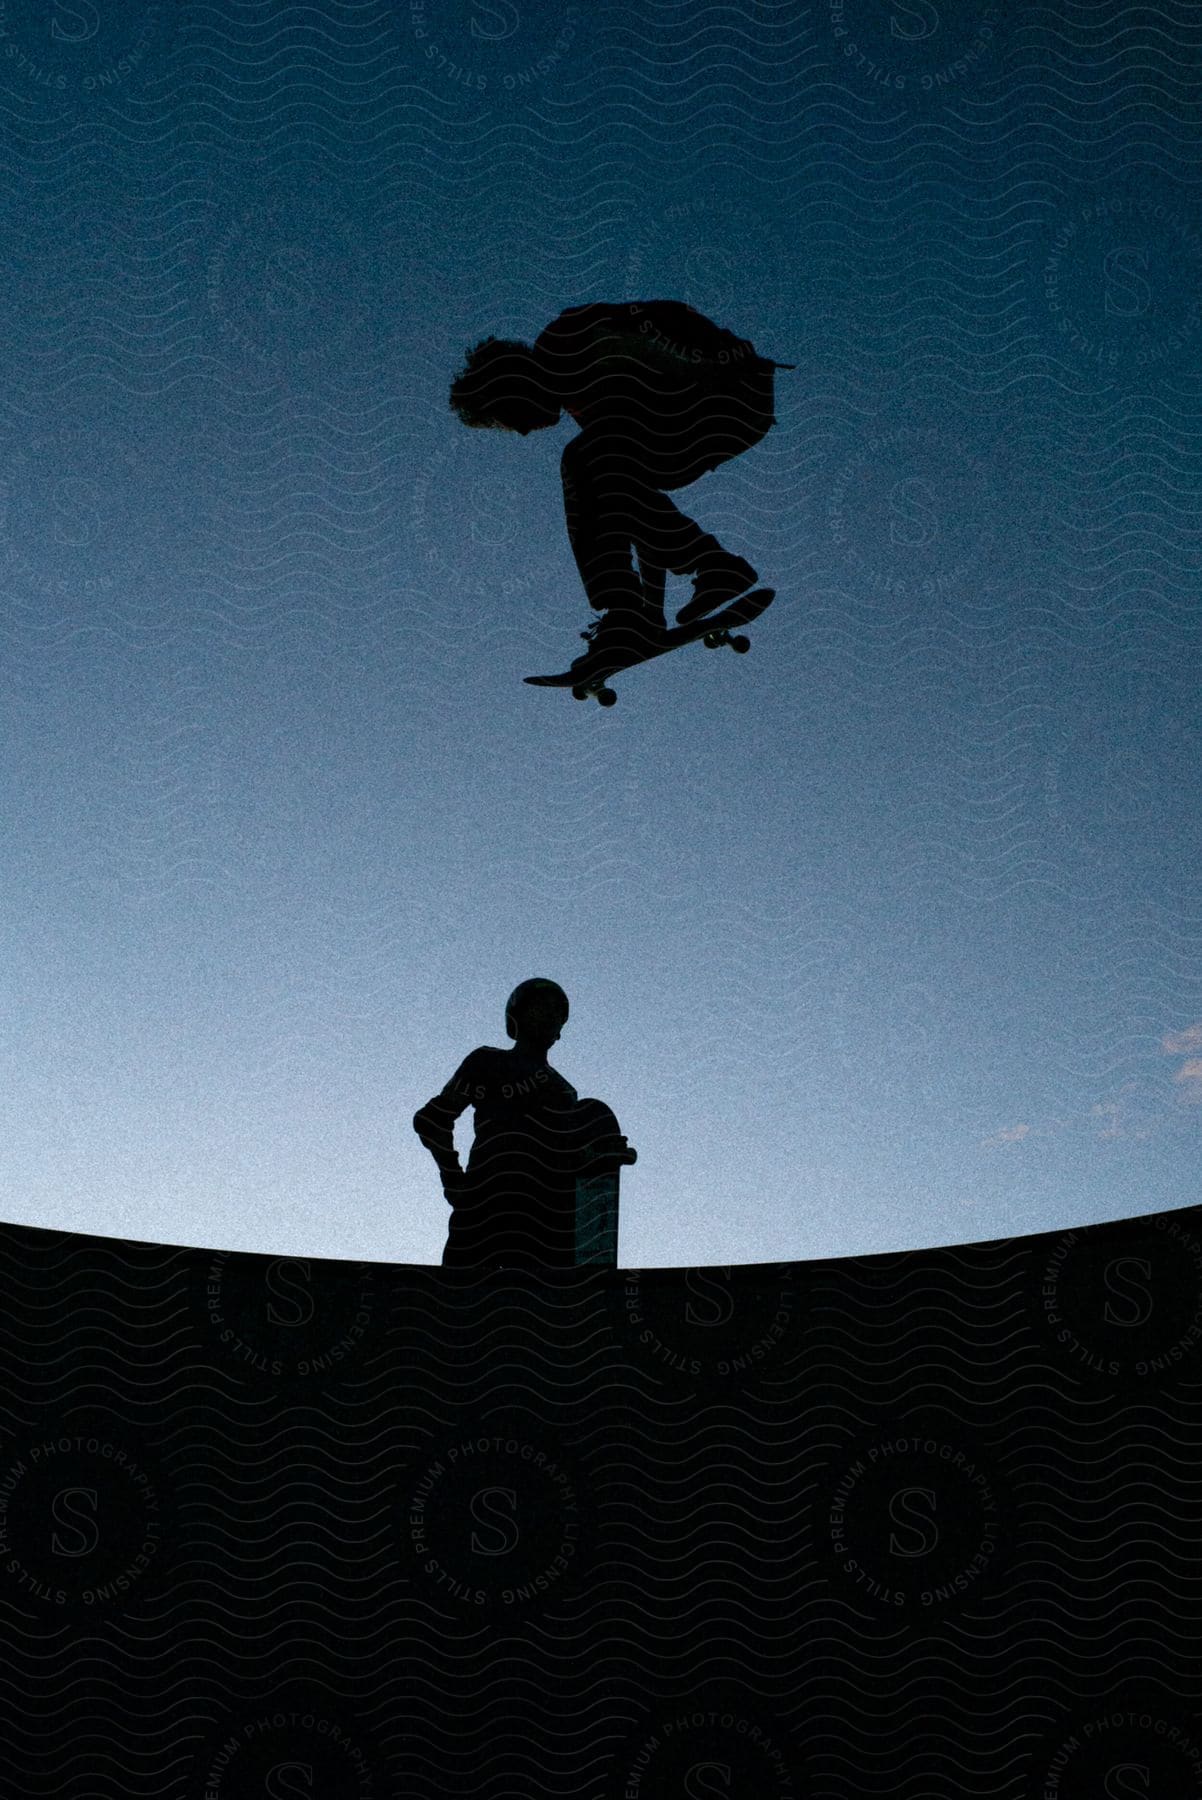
[572,604,665,668]
[675,551,758,627]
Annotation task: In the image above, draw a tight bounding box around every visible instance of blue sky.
[0,1,1198,1265]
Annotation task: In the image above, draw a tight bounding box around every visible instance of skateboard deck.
[569,1097,635,1265]
[525,586,776,706]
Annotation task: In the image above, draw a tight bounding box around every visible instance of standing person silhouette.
[448,299,793,668]
[414,979,632,1269]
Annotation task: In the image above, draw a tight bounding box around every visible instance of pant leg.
[441,1134,576,1268]
[561,367,778,609]
[561,430,714,611]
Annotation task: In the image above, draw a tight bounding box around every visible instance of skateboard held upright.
[570,1097,635,1265]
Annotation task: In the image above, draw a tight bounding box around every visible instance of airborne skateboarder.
[448,300,793,666]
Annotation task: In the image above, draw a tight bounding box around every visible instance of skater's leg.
[561,433,714,613]
[631,447,758,626]
[643,457,759,626]
[653,368,778,619]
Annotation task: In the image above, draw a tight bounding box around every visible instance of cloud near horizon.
[981,1122,1031,1147]
[1173,1058,1202,1102]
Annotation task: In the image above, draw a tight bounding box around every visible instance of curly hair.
[448,336,540,428]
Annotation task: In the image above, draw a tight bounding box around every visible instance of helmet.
[505,978,569,1040]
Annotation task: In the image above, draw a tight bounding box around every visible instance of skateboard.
[569,1097,636,1265]
[525,586,776,707]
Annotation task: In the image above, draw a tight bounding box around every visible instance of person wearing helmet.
[447,299,793,669]
[413,979,580,1268]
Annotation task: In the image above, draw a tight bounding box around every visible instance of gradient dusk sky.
[0,0,1199,1266]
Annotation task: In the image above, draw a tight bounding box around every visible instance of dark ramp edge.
[0,1207,1199,1797]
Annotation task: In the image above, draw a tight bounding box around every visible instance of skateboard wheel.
[597,688,617,707]
[731,635,750,653]
[702,630,722,648]
[572,686,588,701]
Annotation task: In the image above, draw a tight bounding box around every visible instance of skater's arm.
[413,1052,485,1189]
[411,1097,461,1178]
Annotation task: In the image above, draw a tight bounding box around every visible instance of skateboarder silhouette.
[412,978,635,1269]
[448,299,793,666]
